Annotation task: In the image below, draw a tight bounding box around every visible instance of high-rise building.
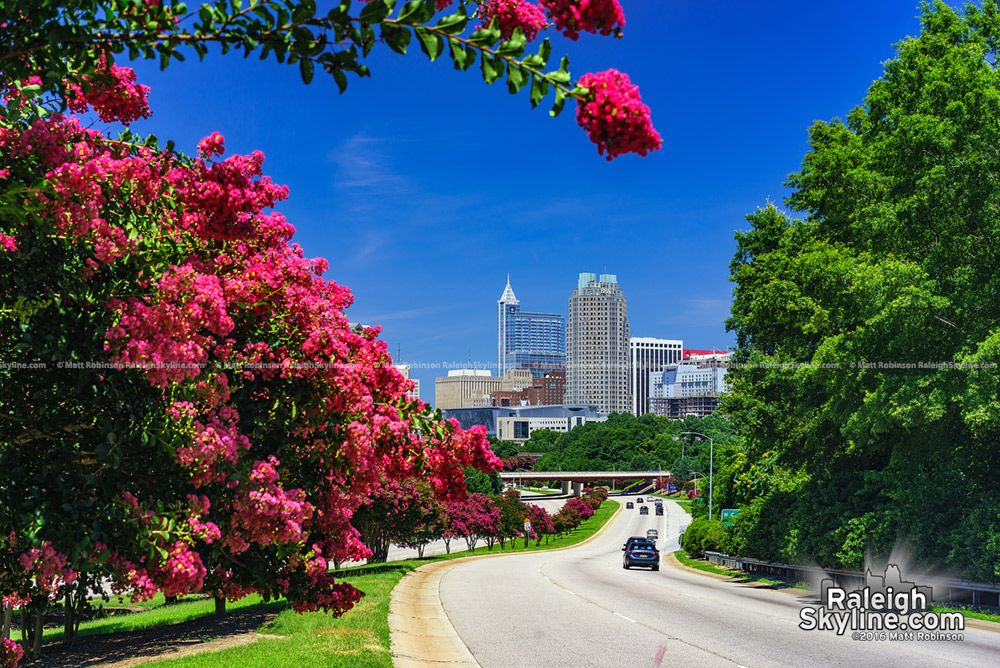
[565,272,630,413]
[629,337,683,416]
[394,364,420,402]
[497,276,565,378]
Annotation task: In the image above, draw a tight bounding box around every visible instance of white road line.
[615,612,637,623]
[564,589,575,596]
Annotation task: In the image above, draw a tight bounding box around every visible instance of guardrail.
[702,551,1000,608]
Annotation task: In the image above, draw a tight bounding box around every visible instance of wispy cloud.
[329,132,412,191]
[346,305,448,324]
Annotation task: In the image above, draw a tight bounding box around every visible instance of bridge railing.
[702,551,1000,608]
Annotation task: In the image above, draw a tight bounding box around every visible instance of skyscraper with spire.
[497,276,565,379]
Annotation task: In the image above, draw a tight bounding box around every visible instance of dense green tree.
[724,0,1000,580]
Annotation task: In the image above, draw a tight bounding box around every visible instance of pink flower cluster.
[107,553,160,602]
[479,0,549,41]
[66,58,151,125]
[175,406,251,487]
[0,234,16,252]
[197,131,225,159]
[0,638,23,668]
[149,541,206,597]
[18,542,77,596]
[227,457,314,553]
[576,69,662,160]
[539,0,624,40]
[165,145,290,243]
[107,265,234,387]
[289,571,363,614]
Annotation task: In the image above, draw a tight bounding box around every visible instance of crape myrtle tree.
[349,477,444,563]
[523,502,554,545]
[0,0,661,663]
[723,1,1000,578]
[443,493,499,552]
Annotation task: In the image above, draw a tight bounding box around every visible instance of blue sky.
[120,0,956,403]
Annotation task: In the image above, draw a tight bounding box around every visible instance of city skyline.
[108,1,944,404]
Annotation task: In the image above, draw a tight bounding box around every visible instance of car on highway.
[654,498,663,506]
[623,536,648,551]
[655,506,664,516]
[646,529,658,541]
[639,506,649,515]
[626,501,634,509]
[637,497,644,503]
[623,539,660,570]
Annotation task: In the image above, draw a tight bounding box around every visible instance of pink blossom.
[539,0,625,40]
[576,69,661,160]
[479,0,549,41]
[1,638,24,668]
[18,542,77,596]
[197,132,225,159]
[66,57,151,125]
[0,234,16,252]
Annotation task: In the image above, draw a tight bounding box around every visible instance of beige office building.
[565,272,630,413]
[435,368,532,410]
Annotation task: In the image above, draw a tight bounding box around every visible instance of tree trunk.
[164,595,178,605]
[416,543,425,558]
[443,537,451,554]
[31,604,45,658]
[214,596,226,616]
[2,603,11,640]
[63,592,74,646]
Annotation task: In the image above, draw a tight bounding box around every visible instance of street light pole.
[679,431,714,520]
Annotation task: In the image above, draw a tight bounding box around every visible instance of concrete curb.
[389,501,624,667]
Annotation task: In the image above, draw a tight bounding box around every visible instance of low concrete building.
[444,403,608,444]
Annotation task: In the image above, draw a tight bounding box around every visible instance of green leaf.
[529,74,549,108]
[497,28,526,57]
[414,26,443,62]
[546,55,571,84]
[507,64,526,94]
[481,51,503,85]
[550,87,567,117]
[332,69,348,93]
[469,19,501,48]
[300,57,314,84]
[292,0,317,23]
[382,24,411,54]
[398,0,435,24]
[360,0,394,23]
[435,6,468,35]
[448,37,469,70]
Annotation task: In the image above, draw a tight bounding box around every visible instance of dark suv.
[639,506,649,515]
[623,539,660,570]
[626,501,634,509]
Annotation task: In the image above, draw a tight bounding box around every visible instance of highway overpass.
[499,470,672,496]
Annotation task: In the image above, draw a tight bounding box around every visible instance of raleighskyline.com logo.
[799,564,965,641]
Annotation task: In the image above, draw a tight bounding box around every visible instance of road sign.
[523,521,532,532]
[721,508,740,526]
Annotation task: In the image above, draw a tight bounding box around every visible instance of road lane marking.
[615,612,637,623]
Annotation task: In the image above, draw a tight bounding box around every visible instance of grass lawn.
[26,500,618,668]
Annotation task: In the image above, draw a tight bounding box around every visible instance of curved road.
[438,499,1000,667]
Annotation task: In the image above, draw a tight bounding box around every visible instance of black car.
[655,506,664,515]
[626,501,634,509]
[639,506,649,515]
[623,539,660,570]
[637,497,644,503]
